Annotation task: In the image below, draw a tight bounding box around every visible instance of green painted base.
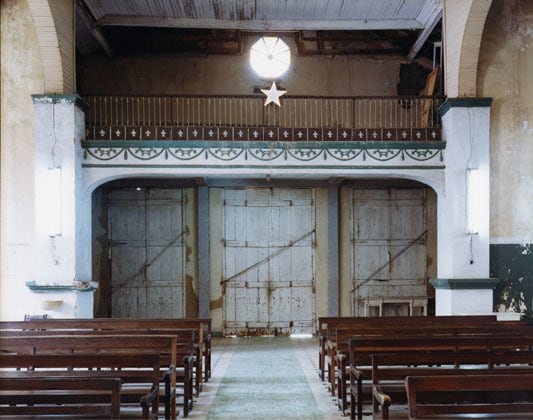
[491,243,533,317]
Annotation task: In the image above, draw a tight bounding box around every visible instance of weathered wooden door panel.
[109,189,184,318]
[351,188,428,315]
[112,287,147,318]
[145,286,182,317]
[223,188,316,335]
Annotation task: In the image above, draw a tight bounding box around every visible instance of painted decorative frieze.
[82,139,445,169]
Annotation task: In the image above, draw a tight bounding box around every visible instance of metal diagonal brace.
[350,229,428,294]
[111,228,188,290]
[220,229,316,286]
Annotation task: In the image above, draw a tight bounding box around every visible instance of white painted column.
[30,95,95,318]
[433,98,496,315]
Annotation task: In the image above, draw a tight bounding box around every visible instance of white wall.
[1,0,44,320]
[478,0,533,244]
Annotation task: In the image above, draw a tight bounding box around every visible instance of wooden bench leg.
[318,353,322,379]
[350,386,356,420]
[357,377,363,420]
[204,352,210,382]
[337,357,348,415]
[195,347,202,396]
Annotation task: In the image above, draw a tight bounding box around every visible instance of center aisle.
[191,336,341,419]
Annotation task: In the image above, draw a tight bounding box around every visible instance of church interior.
[1,0,532,418]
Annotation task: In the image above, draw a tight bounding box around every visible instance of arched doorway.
[89,175,437,329]
[340,179,437,316]
[91,178,197,318]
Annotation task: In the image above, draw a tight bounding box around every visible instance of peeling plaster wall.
[183,188,199,318]
[0,0,44,320]
[91,188,110,317]
[478,0,533,315]
[479,0,533,240]
[78,38,401,96]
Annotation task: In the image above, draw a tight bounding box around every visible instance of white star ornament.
[261,81,286,107]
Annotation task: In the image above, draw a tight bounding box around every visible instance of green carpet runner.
[207,337,322,419]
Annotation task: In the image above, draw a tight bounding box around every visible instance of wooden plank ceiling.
[76,0,442,60]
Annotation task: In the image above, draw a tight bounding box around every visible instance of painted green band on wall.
[81,140,446,150]
[490,243,533,316]
[429,278,499,290]
[25,280,98,293]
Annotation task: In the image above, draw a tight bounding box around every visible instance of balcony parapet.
[81,94,445,170]
[83,94,443,140]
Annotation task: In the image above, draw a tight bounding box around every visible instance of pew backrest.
[0,376,122,418]
[404,373,533,419]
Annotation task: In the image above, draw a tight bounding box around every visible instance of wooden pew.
[2,326,198,403]
[347,335,533,420]
[0,333,187,419]
[33,317,211,381]
[0,377,122,419]
[327,318,532,399]
[331,323,533,412]
[0,353,164,419]
[0,334,182,419]
[404,373,533,419]
[2,317,212,386]
[317,315,504,384]
[371,350,533,419]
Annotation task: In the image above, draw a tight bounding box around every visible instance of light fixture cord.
[50,99,59,169]
[469,233,474,264]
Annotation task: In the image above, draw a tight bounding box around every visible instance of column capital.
[439,97,493,116]
[31,94,89,112]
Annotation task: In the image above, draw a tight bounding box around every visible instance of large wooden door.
[223,188,316,335]
[108,188,185,318]
[351,188,428,316]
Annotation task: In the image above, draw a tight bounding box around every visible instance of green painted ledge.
[439,97,493,116]
[31,94,90,112]
[25,281,98,293]
[82,139,447,150]
[430,278,499,290]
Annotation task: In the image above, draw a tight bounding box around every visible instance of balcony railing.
[84,94,444,142]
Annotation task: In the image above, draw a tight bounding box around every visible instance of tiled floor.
[187,336,347,419]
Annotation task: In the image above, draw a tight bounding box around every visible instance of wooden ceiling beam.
[96,15,424,31]
[407,2,443,61]
[76,0,114,56]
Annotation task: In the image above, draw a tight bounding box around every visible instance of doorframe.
[339,180,438,316]
[91,181,199,318]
